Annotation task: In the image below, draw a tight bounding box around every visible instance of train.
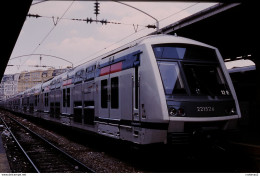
[227,62,256,132]
[1,34,241,145]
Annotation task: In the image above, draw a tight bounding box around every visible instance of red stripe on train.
[100,66,110,76]
[100,62,122,76]
[63,79,72,86]
[110,62,122,74]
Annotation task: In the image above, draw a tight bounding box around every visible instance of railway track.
[0,110,259,173]
[0,115,95,173]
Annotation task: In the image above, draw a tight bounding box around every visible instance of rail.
[0,115,95,173]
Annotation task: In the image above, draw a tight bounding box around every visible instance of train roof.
[138,34,216,49]
[51,71,67,81]
[77,34,216,68]
[4,34,219,101]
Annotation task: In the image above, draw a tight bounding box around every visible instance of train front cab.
[151,43,241,144]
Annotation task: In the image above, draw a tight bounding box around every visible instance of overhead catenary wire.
[74,3,200,67]
[10,54,73,68]
[7,64,55,68]
[113,1,159,32]
[31,0,49,6]
[21,2,202,71]
[29,0,75,55]
[159,2,199,22]
[75,27,147,66]
[18,1,75,71]
[27,13,155,28]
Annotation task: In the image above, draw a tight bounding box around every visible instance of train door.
[19,97,22,112]
[99,74,110,118]
[98,69,139,121]
[132,55,141,123]
[44,92,49,112]
[98,52,141,122]
[120,68,134,121]
[98,74,121,119]
[133,65,140,122]
[120,66,140,122]
[109,74,120,119]
[29,95,34,113]
[67,87,72,115]
[62,88,66,114]
[39,93,43,112]
[34,94,39,112]
[73,83,83,123]
[55,89,61,118]
[50,90,55,117]
[62,87,71,115]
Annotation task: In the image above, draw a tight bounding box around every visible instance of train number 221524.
[197,106,215,112]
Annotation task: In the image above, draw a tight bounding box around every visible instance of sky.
[5,1,220,75]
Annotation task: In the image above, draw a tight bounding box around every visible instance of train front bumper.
[167,115,239,144]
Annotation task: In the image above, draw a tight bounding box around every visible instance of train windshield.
[153,44,231,97]
[157,62,186,95]
[182,64,230,96]
[153,44,218,61]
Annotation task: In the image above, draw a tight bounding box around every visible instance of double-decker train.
[1,34,241,144]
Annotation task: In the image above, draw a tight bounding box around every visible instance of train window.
[75,70,84,84]
[183,64,230,96]
[158,62,186,95]
[56,79,62,88]
[67,88,70,107]
[153,44,217,61]
[154,47,185,59]
[86,65,96,81]
[111,77,119,109]
[101,79,108,108]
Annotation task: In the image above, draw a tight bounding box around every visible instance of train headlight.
[169,107,177,116]
[168,107,186,117]
[230,107,236,115]
[178,108,186,117]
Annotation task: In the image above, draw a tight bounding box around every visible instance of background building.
[0,68,68,100]
[17,68,68,93]
[0,74,20,100]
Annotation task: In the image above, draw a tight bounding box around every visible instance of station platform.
[0,126,11,172]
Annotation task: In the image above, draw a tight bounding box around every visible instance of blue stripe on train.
[96,50,142,77]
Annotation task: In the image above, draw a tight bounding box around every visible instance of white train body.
[1,35,241,144]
